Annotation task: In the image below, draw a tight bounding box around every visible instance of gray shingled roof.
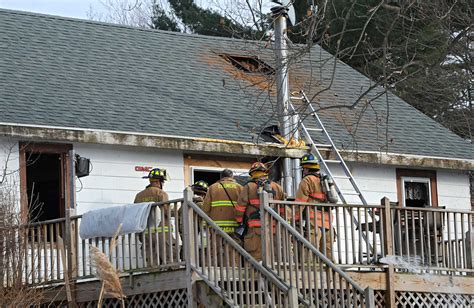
[0,9,472,160]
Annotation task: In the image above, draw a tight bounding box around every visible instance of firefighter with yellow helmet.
[134,168,179,265]
[296,154,338,260]
[235,162,284,261]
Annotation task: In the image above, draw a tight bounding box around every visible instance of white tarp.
[79,202,156,239]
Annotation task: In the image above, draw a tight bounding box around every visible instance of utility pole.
[271,2,299,196]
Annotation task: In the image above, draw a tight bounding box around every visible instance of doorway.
[26,153,62,222]
[20,143,72,222]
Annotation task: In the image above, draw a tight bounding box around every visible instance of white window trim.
[401,176,432,207]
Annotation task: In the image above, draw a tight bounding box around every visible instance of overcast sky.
[0,0,106,19]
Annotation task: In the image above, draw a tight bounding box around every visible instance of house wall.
[340,162,471,211]
[73,143,185,215]
[0,137,21,211]
[437,168,471,210]
[1,137,470,215]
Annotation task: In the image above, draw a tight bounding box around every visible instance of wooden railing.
[261,192,374,307]
[0,218,67,287]
[74,199,184,279]
[7,200,184,287]
[9,193,473,294]
[269,198,474,273]
[390,205,473,272]
[182,188,295,307]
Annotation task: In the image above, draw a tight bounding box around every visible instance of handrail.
[271,199,385,209]
[186,200,290,293]
[273,199,474,215]
[263,203,365,293]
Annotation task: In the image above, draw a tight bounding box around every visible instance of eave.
[0,123,472,170]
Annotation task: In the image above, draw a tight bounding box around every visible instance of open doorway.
[26,153,63,222]
[20,143,72,222]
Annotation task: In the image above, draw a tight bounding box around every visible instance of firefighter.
[134,168,178,265]
[203,169,242,236]
[191,180,209,206]
[235,162,284,261]
[295,154,338,261]
[202,169,243,264]
[180,180,208,233]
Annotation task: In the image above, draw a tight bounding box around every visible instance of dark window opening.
[193,169,250,187]
[26,153,63,222]
[220,54,275,75]
[404,181,430,207]
[194,170,221,186]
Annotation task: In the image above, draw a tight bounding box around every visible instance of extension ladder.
[289,90,375,253]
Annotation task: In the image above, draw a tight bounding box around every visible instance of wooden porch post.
[364,287,375,308]
[183,187,197,308]
[64,150,77,306]
[381,197,395,307]
[260,191,272,267]
[466,228,473,275]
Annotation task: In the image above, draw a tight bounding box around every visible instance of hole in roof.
[219,54,275,75]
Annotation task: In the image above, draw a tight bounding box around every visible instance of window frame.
[400,176,432,207]
[396,169,438,208]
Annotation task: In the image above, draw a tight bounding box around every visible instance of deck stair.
[182,188,374,307]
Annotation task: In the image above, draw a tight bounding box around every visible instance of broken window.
[219,54,275,75]
[402,177,431,207]
[396,169,438,208]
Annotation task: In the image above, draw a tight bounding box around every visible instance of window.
[192,166,250,186]
[219,54,275,75]
[396,169,438,207]
[19,143,73,222]
[184,154,253,187]
[401,177,431,207]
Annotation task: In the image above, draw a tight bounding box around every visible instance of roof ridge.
[0,7,262,44]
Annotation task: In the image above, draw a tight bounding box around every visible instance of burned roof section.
[219,54,275,75]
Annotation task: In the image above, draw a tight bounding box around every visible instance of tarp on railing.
[79,202,156,239]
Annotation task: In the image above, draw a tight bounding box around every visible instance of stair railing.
[260,191,375,307]
[182,187,297,307]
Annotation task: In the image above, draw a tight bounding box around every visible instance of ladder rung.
[323,160,341,164]
[290,96,304,100]
[314,143,332,148]
[341,192,361,196]
[333,176,351,180]
[306,127,323,132]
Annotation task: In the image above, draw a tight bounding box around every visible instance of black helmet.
[142,168,167,181]
[191,180,209,195]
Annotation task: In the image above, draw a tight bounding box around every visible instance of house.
[0,9,471,220]
[0,9,472,307]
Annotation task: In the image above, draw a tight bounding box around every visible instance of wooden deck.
[4,191,474,307]
[37,269,474,307]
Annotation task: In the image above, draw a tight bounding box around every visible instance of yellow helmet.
[301,154,320,169]
[249,162,268,178]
